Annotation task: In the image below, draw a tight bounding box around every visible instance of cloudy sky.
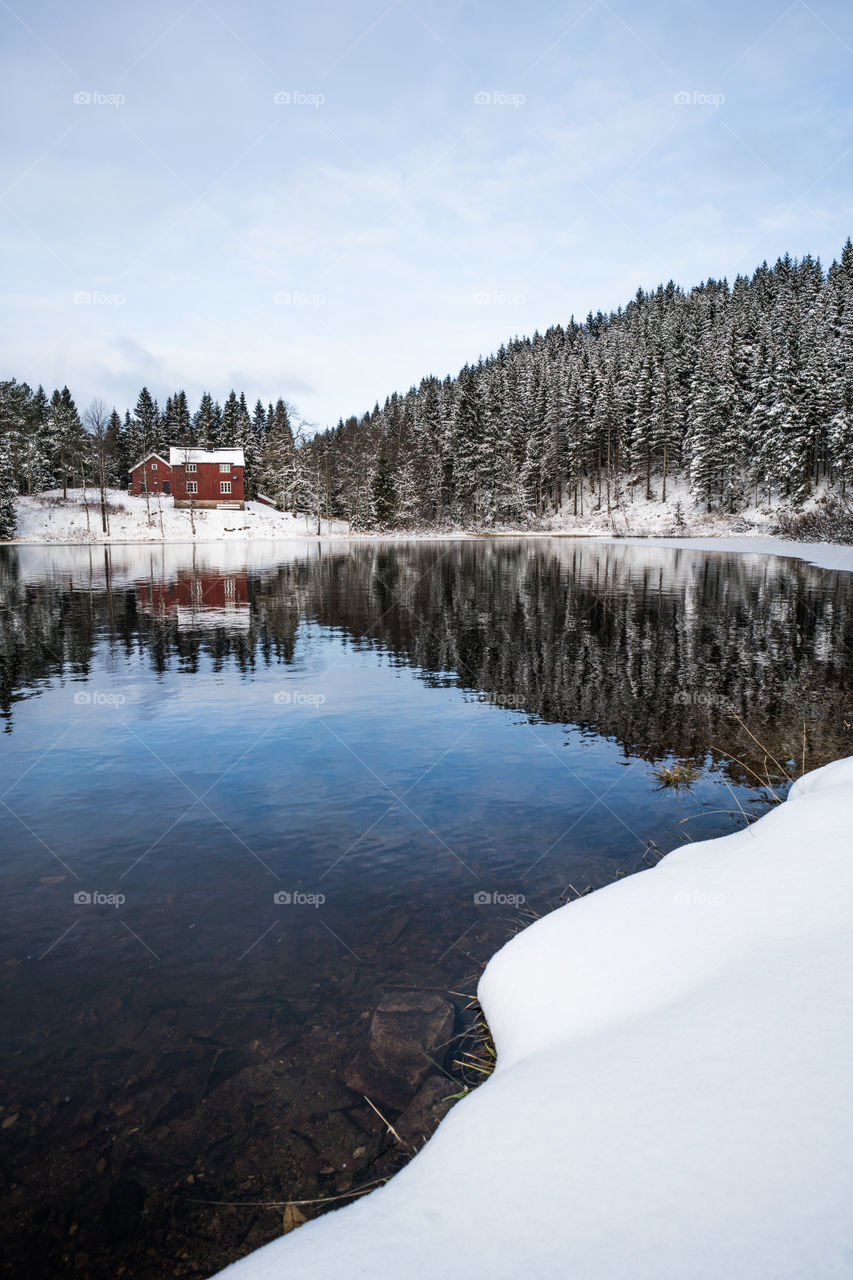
[1,0,851,428]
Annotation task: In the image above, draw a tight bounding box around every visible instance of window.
[219,463,231,473]
[151,463,158,471]
[186,462,197,473]
[186,481,198,495]
[220,481,232,494]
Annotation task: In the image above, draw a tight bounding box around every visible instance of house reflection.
[134,569,251,630]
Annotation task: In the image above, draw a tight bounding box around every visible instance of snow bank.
[211,757,853,1280]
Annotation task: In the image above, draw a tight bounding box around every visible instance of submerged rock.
[395,1076,455,1149]
[344,991,454,1110]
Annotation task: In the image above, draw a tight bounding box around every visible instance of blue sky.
[1,0,851,429]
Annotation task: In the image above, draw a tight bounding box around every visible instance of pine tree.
[106,409,126,485]
[221,390,240,445]
[234,392,259,497]
[165,390,192,446]
[370,454,397,528]
[130,388,161,463]
[0,433,17,538]
[193,392,218,449]
[47,386,85,498]
[259,399,297,507]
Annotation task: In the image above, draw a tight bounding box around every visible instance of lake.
[1,538,851,1279]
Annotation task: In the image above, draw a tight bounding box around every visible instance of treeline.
[1,239,852,537]
[0,384,307,537]
[307,241,853,528]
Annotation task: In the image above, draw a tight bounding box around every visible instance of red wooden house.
[168,448,246,510]
[129,453,172,496]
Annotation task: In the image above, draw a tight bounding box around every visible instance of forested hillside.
[1,241,852,537]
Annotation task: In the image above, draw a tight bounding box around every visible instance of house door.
[162,481,170,495]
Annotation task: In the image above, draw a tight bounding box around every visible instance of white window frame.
[186,462,197,473]
[151,462,158,470]
[220,481,232,494]
[219,463,231,473]
[186,480,198,495]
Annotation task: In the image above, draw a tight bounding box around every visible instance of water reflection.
[0,538,850,1279]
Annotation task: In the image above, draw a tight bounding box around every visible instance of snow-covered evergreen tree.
[0,432,18,538]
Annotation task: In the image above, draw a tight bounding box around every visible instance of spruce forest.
[2,240,852,538]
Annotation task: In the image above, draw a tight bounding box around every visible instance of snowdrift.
[211,757,853,1280]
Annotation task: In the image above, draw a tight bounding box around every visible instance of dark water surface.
[1,538,851,1278]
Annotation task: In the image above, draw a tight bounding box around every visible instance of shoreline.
[211,756,853,1280]
[4,530,853,575]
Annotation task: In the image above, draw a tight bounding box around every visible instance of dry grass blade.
[729,711,793,783]
[363,1095,402,1144]
[188,1178,388,1208]
[709,744,785,801]
[709,759,752,828]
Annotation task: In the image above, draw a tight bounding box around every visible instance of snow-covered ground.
[8,489,853,576]
[11,490,352,542]
[532,473,781,538]
[212,757,853,1280]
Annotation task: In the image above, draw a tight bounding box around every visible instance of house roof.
[168,447,245,466]
[130,453,171,471]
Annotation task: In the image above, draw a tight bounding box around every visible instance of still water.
[1,538,851,1278]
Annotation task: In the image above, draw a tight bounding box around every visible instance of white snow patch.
[10,490,351,543]
[210,756,853,1280]
[167,447,245,466]
[594,535,853,575]
[7,491,853,576]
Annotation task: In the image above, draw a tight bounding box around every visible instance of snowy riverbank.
[6,489,853,579]
[212,756,853,1280]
